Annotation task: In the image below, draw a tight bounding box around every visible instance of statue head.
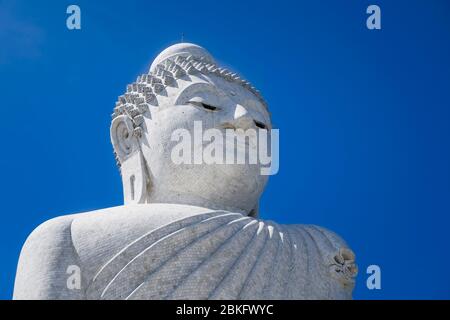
[110,43,272,216]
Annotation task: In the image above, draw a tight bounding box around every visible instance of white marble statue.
[13,43,357,300]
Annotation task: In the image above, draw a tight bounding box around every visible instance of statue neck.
[145,188,251,216]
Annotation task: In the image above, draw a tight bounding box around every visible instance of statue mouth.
[195,123,257,150]
[220,122,237,130]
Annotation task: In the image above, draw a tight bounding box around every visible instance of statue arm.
[13,215,86,300]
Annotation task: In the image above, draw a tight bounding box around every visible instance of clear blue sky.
[1,0,449,299]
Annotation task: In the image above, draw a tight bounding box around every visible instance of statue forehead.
[170,73,270,118]
[151,43,267,107]
[112,43,270,139]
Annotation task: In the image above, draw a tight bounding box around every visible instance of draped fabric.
[84,210,356,300]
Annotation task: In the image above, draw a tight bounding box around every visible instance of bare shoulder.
[13,212,89,299]
[68,204,219,283]
[14,203,220,300]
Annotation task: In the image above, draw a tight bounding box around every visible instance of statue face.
[140,72,271,214]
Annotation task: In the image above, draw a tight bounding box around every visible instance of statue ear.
[111,115,148,204]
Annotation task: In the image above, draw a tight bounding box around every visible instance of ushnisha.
[14,43,357,300]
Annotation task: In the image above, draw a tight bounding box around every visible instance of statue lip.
[192,122,258,149]
[220,123,236,130]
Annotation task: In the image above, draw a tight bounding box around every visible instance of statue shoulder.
[14,212,88,299]
[14,204,201,299]
[285,224,351,250]
[283,224,358,293]
[68,204,226,286]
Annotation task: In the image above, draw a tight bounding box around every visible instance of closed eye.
[200,103,218,111]
[188,100,220,112]
[254,120,267,129]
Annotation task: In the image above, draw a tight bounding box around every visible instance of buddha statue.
[13,43,357,300]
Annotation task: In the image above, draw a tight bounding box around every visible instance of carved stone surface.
[13,43,357,300]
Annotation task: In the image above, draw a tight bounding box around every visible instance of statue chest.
[72,210,355,299]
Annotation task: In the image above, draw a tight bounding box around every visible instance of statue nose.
[233,104,253,129]
[234,104,248,119]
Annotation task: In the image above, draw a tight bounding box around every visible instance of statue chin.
[13,43,357,300]
[146,162,267,215]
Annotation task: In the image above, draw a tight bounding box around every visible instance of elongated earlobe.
[120,151,148,204]
[111,115,149,204]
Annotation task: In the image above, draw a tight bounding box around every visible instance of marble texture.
[13,43,357,300]
[14,204,356,299]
